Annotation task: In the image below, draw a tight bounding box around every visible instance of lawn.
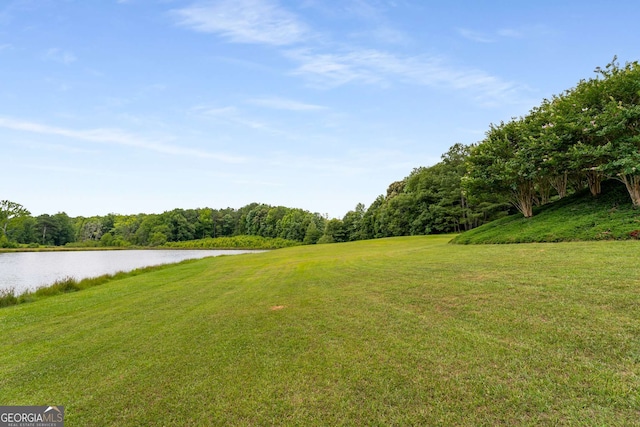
[1,236,639,425]
[453,180,640,244]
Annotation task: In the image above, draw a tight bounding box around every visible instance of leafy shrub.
[35,276,80,296]
[0,288,18,307]
[163,235,299,250]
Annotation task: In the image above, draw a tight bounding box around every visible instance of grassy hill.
[453,179,640,244]
[1,236,639,425]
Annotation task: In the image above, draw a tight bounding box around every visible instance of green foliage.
[0,234,17,248]
[36,212,75,246]
[1,203,325,248]
[34,276,81,297]
[163,235,299,249]
[360,143,510,238]
[0,200,30,243]
[452,180,640,244]
[303,221,322,244]
[5,58,640,245]
[320,218,347,243]
[0,288,18,307]
[465,57,640,217]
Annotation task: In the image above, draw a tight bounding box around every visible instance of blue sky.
[1,0,638,218]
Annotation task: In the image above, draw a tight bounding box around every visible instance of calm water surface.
[0,249,261,295]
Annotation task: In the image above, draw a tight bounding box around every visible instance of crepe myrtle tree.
[465,119,540,218]
[593,60,640,206]
[526,96,578,200]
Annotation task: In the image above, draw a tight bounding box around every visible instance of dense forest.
[1,58,638,248]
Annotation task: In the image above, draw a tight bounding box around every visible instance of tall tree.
[593,59,640,206]
[0,200,30,240]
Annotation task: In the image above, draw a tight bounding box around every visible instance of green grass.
[162,235,300,249]
[0,261,201,308]
[453,180,640,244]
[1,236,639,425]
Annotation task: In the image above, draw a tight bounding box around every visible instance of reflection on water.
[0,249,260,295]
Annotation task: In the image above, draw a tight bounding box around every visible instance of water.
[0,249,261,295]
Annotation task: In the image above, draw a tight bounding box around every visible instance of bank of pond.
[0,249,263,307]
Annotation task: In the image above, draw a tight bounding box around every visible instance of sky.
[1,0,638,219]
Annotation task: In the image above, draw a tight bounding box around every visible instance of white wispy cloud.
[174,1,528,106]
[266,146,416,177]
[0,43,12,52]
[173,0,309,46]
[459,25,553,43]
[287,48,526,105]
[286,49,386,87]
[497,28,523,38]
[498,25,553,39]
[192,105,271,130]
[247,97,326,111]
[192,104,306,140]
[16,140,100,155]
[355,26,411,45]
[456,28,495,43]
[0,116,245,163]
[25,164,120,176]
[43,47,77,64]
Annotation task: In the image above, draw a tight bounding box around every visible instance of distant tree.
[360,195,385,239]
[277,209,307,241]
[36,214,58,245]
[303,221,322,244]
[0,200,30,240]
[342,203,366,241]
[12,216,38,244]
[78,218,104,242]
[220,212,236,237]
[197,208,215,238]
[112,215,141,245]
[319,218,347,243]
[52,212,75,245]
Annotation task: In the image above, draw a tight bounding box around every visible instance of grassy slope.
[453,180,640,244]
[1,236,639,425]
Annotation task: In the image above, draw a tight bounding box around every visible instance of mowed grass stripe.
[1,236,639,425]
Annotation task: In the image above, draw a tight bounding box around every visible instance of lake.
[0,249,261,295]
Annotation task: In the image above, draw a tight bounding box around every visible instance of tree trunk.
[586,170,603,196]
[536,177,552,206]
[460,193,469,231]
[550,172,568,199]
[511,181,535,218]
[620,174,640,207]
[569,173,588,193]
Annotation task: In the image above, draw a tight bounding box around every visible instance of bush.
[35,276,80,297]
[163,235,299,250]
[0,288,18,307]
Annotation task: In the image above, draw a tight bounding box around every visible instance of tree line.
[311,57,639,240]
[0,143,508,248]
[0,143,511,248]
[2,58,638,247]
[0,203,328,248]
